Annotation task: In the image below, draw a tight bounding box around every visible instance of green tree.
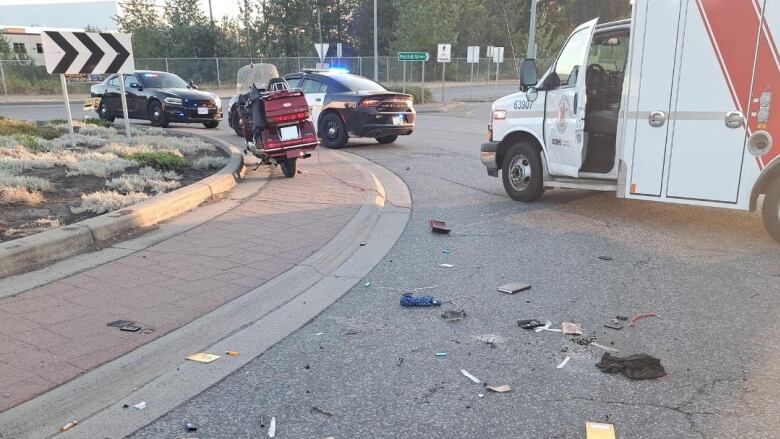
[0,34,11,58]
[115,0,167,58]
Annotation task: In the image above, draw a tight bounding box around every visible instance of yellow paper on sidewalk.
[185,352,221,363]
[586,422,616,439]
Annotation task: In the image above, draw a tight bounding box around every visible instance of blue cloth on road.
[400,293,441,307]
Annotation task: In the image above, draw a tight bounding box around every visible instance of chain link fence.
[1,56,554,99]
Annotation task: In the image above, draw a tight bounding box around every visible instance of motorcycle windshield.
[236,64,280,94]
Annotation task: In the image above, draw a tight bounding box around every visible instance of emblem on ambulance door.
[556,96,571,134]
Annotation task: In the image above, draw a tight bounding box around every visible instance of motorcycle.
[234,64,318,178]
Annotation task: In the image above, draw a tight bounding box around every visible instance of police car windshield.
[139,72,189,89]
[335,75,386,92]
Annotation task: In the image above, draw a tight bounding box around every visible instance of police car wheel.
[320,113,348,149]
[98,102,115,122]
[501,142,544,202]
[762,181,780,244]
[376,135,398,144]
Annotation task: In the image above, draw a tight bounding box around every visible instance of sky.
[0,0,243,28]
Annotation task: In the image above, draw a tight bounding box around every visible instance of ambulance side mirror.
[519,59,538,91]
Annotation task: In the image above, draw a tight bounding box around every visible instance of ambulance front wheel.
[762,182,780,244]
[502,142,545,202]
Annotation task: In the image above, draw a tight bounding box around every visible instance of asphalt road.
[3,101,780,438]
[125,104,778,438]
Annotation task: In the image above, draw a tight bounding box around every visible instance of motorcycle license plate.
[197,107,209,115]
[279,125,300,141]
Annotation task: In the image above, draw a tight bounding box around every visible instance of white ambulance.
[480,0,779,242]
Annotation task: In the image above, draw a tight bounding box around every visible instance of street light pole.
[373,0,378,81]
[528,0,537,58]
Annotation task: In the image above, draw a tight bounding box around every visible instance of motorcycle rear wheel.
[280,158,297,178]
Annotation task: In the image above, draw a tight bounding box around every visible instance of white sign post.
[437,43,451,102]
[336,42,343,66]
[41,31,134,144]
[493,46,505,97]
[467,46,480,99]
[486,45,494,83]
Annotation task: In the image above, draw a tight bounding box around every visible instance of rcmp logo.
[556,96,571,134]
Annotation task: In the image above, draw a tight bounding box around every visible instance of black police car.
[89,71,222,128]
[282,70,415,148]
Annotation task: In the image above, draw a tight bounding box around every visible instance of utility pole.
[373,0,378,81]
[528,0,538,58]
[318,6,323,49]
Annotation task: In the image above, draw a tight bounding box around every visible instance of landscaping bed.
[0,118,230,242]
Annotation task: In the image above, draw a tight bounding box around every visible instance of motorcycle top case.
[263,90,310,124]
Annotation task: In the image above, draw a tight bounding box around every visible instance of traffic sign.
[41,31,134,75]
[437,43,451,63]
[315,43,330,62]
[493,46,505,63]
[467,46,480,64]
[336,43,343,58]
[398,52,429,61]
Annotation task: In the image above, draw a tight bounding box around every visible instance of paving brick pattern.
[0,151,366,412]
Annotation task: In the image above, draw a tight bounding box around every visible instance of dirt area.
[0,119,229,242]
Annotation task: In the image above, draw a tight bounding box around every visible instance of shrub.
[105,167,181,194]
[0,173,53,192]
[71,190,149,214]
[14,134,47,151]
[64,152,135,177]
[0,119,61,140]
[129,151,189,171]
[48,118,113,128]
[0,186,44,205]
[192,155,229,170]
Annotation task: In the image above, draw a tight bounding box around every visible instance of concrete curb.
[0,135,246,279]
[0,150,412,439]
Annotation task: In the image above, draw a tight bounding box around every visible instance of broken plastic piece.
[557,356,571,369]
[400,293,441,307]
[629,312,657,327]
[133,401,147,410]
[184,421,198,432]
[268,417,276,437]
[364,281,372,287]
[439,263,454,268]
[429,219,451,234]
[486,384,512,393]
[586,422,616,439]
[185,353,221,363]
[442,249,452,254]
[225,351,240,357]
[598,256,614,261]
[517,319,545,329]
[497,282,531,294]
[120,323,142,332]
[360,242,366,246]
[435,352,448,357]
[591,342,619,353]
[604,319,624,330]
[461,369,481,384]
[562,322,583,335]
[60,420,77,432]
[441,310,466,321]
[107,320,135,327]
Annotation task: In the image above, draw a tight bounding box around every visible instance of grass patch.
[192,155,229,170]
[129,151,189,171]
[48,118,113,128]
[0,119,61,140]
[71,190,149,214]
[0,186,44,205]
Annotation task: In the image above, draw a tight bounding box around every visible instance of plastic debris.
[486,384,512,393]
[557,356,571,369]
[133,401,147,410]
[478,393,484,398]
[461,369,481,384]
[184,421,198,432]
[596,353,666,380]
[598,256,614,261]
[535,321,561,333]
[268,417,276,437]
[60,420,77,432]
[364,281,372,287]
[441,310,466,321]
[107,320,135,327]
[185,353,221,363]
[616,315,629,321]
[562,322,583,335]
[311,406,335,417]
[517,319,545,329]
[442,249,452,254]
[439,263,454,268]
[497,282,531,294]
[400,293,441,307]
[397,357,404,366]
[435,352,448,357]
[120,323,142,332]
[591,342,619,353]
[476,334,505,347]
[604,319,624,330]
[586,421,616,439]
[360,242,366,246]
[629,312,657,327]
[315,332,324,336]
[225,351,240,357]
[429,219,451,234]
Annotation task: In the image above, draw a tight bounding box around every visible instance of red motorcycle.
[241,78,318,177]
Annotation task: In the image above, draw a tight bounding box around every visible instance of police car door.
[300,78,327,133]
[544,19,598,177]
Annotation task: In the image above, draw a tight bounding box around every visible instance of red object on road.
[429,220,451,234]
[629,312,657,327]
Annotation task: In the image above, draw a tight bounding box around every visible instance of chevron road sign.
[41,31,134,75]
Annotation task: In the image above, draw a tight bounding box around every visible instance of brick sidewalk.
[0,150,366,412]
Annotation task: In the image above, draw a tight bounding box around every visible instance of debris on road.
[429,219,451,234]
[435,352,448,357]
[486,384,512,393]
[604,319,624,330]
[107,320,135,327]
[598,256,614,261]
[120,323,142,332]
[400,293,441,307]
[364,281,372,287]
[557,356,571,369]
[535,322,562,333]
[517,319,545,329]
[185,353,221,363]
[596,353,666,380]
[439,263,454,268]
[60,420,78,432]
[562,322,583,335]
[268,416,276,437]
[397,357,404,366]
[629,312,658,327]
[586,421,616,439]
[497,282,531,294]
[616,315,629,321]
[225,351,240,357]
[591,342,619,353]
[360,242,366,246]
[311,406,335,417]
[476,334,505,347]
[442,249,452,254]
[461,369,481,384]
[133,401,147,410]
[184,421,198,432]
[441,310,466,321]
[571,335,597,346]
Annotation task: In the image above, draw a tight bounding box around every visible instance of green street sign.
[398,52,429,61]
